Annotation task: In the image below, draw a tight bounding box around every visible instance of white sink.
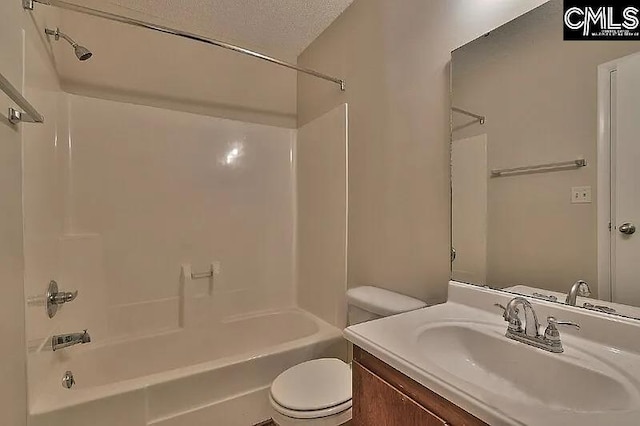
[416,322,637,413]
[344,282,640,425]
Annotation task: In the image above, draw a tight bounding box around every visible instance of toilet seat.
[269,394,352,419]
[270,358,352,420]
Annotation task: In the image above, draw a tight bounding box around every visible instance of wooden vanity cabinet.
[352,346,488,426]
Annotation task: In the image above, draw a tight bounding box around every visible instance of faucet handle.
[544,316,580,345]
[546,316,580,330]
[494,303,519,316]
[46,280,79,318]
[494,303,522,332]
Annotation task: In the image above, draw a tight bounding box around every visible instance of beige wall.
[0,2,27,421]
[1,0,63,424]
[452,0,640,294]
[297,104,348,327]
[298,0,548,302]
[56,4,297,128]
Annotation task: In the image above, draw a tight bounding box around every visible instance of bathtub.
[28,309,345,426]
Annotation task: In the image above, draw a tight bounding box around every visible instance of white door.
[612,53,640,306]
[451,134,488,285]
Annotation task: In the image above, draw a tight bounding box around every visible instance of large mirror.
[451,0,640,319]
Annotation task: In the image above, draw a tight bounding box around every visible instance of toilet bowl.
[269,286,427,425]
[269,358,352,426]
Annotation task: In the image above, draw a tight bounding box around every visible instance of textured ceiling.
[73,0,355,57]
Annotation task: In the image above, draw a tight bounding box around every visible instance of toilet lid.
[270,359,352,411]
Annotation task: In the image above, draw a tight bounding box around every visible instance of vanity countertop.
[344,281,640,426]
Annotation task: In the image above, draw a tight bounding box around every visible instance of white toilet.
[269,286,428,426]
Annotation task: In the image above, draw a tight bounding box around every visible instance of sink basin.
[416,323,638,413]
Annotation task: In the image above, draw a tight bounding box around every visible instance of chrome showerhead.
[45,27,93,61]
[73,45,93,61]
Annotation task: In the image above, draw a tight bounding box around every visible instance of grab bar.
[491,158,586,177]
[0,72,44,124]
[191,267,214,280]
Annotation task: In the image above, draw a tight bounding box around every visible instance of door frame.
[596,59,615,302]
[597,51,640,302]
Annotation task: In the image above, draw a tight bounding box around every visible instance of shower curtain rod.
[23,0,346,91]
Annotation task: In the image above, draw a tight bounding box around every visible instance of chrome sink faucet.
[496,297,540,338]
[565,280,591,306]
[52,330,91,351]
[496,297,579,353]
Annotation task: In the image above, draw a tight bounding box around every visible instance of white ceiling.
[75,0,355,57]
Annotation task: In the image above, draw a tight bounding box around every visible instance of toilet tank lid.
[346,286,427,316]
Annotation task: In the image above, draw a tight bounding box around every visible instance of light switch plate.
[571,186,592,204]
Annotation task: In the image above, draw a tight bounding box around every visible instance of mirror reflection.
[451,0,640,318]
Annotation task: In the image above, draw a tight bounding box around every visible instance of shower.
[45,27,93,61]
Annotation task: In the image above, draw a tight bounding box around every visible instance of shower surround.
[23,94,349,424]
[25,94,298,342]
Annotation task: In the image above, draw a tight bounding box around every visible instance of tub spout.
[52,329,91,351]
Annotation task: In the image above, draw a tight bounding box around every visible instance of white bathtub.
[29,309,345,426]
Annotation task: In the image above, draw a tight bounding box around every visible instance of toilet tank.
[346,286,428,325]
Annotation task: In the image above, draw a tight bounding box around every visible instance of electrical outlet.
[212,261,222,275]
[571,186,592,204]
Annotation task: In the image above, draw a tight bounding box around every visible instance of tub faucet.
[52,329,91,351]
[496,297,580,353]
[565,280,591,306]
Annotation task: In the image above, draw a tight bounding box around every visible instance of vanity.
[352,345,485,425]
[345,282,640,426]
